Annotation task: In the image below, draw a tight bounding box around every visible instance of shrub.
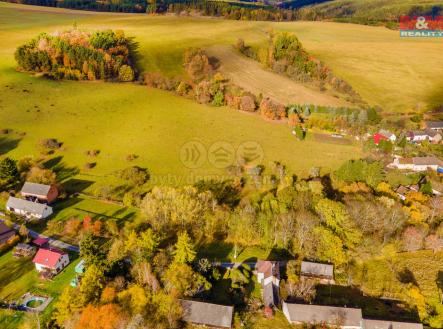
[26,166,57,185]
[86,150,100,157]
[259,97,286,120]
[117,166,149,186]
[118,65,134,82]
[144,72,177,91]
[225,94,241,110]
[212,90,225,106]
[195,80,212,104]
[39,138,62,150]
[239,95,256,112]
[183,48,213,81]
[293,125,305,140]
[84,162,96,170]
[126,154,138,162]
[176,81,193,97]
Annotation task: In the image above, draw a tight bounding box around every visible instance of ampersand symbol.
[415,16,429,30]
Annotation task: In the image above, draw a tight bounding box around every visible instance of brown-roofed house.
[21,182,59,204]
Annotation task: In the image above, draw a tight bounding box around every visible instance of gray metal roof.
[263,282,276,307]
[180,300,234,328]
[412,129,438,137]
[283,302,362,327]
[379,129,395,138]
[21,182,51,197]
[364,319,423,329]
[6,197,51,216]
[412,157,443,166]
[426,121,443,129]
[301,261,334,278]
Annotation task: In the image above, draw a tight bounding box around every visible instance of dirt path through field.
[206,45,351,107]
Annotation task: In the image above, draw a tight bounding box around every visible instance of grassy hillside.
[298,0,443,25]
[0,3,442,188]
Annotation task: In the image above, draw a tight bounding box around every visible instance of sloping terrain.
[297,0,443,24]
[206,45,351,107]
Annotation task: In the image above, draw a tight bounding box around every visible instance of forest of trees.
[15,29,137,81]
[3,0,321,20]
[2,143,443,327]
[5,0,147,12]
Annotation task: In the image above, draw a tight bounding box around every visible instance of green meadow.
[0,2,441,187]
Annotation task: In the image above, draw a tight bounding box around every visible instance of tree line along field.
[0,2,442,189]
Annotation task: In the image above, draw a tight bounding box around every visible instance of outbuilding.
[301,261,334,284]
[282,302,363,329]
[180,299,234,328]
[21,182,58,204]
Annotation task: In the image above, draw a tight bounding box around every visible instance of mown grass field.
[0,3,369,188]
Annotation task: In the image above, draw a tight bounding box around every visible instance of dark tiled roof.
[301,261,333,278]
[283,302,362,327]
[180,300,234,328]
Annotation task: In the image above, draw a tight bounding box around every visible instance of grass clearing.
[1,3,441,187]
[206,45,351,107]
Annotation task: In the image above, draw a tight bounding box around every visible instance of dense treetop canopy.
[15,29,137,82]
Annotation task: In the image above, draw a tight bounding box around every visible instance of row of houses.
[6,182,58,220]
[256,260,335,314]
[282,302,423,329]
[180,260,423,329]
[390,156,443,173]
[373,120,443,146]
[179,299,422,329]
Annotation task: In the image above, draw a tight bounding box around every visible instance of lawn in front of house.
[0,250,80,327]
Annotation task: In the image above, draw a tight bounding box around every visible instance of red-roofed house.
[373,130,396,145]
[32,248,69,274]
[373,133,387,145]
